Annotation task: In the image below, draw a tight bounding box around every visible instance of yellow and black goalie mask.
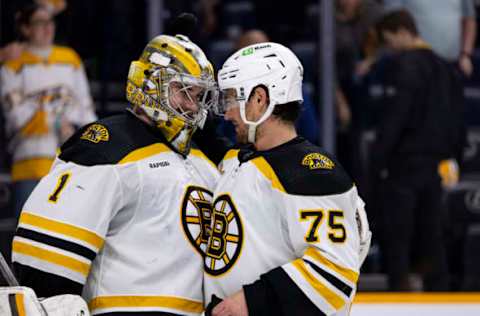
[126,34,218,155]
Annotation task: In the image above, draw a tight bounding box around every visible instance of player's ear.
[253,86,269,108]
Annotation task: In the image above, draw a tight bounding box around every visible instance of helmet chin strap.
[247,124,257,143]
[240,100,276,144]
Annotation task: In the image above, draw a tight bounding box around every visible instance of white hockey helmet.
[215,42,304,143]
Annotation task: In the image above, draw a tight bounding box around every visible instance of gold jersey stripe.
[19,212,104,250]
[20,110,49,136]
[15,293,26,316]
[354,293,480,304]
[222,149,239,161]
[251,157,286,193]
[12,240,90,276]
[4,46,81,72]
[190,149,217,169]
[89,295,203,313]
[118,143,170,164]
[292,259,345,310]
[304,247,359,284]
[48,46,81,68]
[11,158,54,181]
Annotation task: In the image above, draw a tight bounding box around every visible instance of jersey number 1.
[48,173,71,203]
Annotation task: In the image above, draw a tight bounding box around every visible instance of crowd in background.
[1,0,480,292]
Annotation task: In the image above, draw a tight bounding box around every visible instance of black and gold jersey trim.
[14,263,83,297]
[244,266,327,316]
[16,227,96,261]
[8,293,24,316]
[18,212,104,250]
[304,259,353,297]
[240,137,354,196]
[60,111,174,166]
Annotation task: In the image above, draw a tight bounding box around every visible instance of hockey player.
[11,33,219,315]
[203,43,371,316]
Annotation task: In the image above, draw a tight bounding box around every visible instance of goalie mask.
[214,42,303,143]
[126,34,217,155]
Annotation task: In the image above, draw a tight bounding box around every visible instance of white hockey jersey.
[12,112,219,315]
[0,46,96,181]
[204,137,370,316]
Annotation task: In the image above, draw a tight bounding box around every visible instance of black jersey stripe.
[9,294,19,316]
[16,227,96,261]
[304,259,353,297]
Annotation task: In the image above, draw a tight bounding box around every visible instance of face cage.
[150,68,218,126]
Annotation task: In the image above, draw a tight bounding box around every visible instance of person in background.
[383,0,477,77]
[335,0,384,182]
[373,10,465,291]
[0,4,96,218]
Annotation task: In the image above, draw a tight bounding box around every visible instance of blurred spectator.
[0,42,25,63]
[0,0,67,63]
[35,0,67,15]
[335,0,384,181]
[373,10,465,291]
[384,0,477,77]
[0,4,96,218]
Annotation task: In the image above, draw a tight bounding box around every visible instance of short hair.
[376,10,418,42]
[272,101,301,124]
[15,4,47,40]
[249,85,301,124]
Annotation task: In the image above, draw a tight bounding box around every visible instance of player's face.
[168,81,202,119]
[23,9,55,47]
[225,104,248,144]
[382,30,409,51]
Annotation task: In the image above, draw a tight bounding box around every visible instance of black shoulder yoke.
[59,111,168,166]
[242,137,354,196]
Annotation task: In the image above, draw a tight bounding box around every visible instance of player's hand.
[212,289,248,316]
[57,118,75,143]
[459,54,473,77]
[0,42,24,61]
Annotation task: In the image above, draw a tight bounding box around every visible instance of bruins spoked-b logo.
[80,124,109,143]
[181,186,214,256]
[205,194,243,276]
[302,153,335,170]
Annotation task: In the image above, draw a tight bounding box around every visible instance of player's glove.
[0,286,89,316]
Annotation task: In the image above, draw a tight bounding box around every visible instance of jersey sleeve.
[0,66,42,136]
[12,159,129,296]
[244,188,365,316]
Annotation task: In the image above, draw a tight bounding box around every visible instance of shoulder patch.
[60,112,170,166]
[260,138,353,196]
[80,124,109,143]
[301,153,335,170]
